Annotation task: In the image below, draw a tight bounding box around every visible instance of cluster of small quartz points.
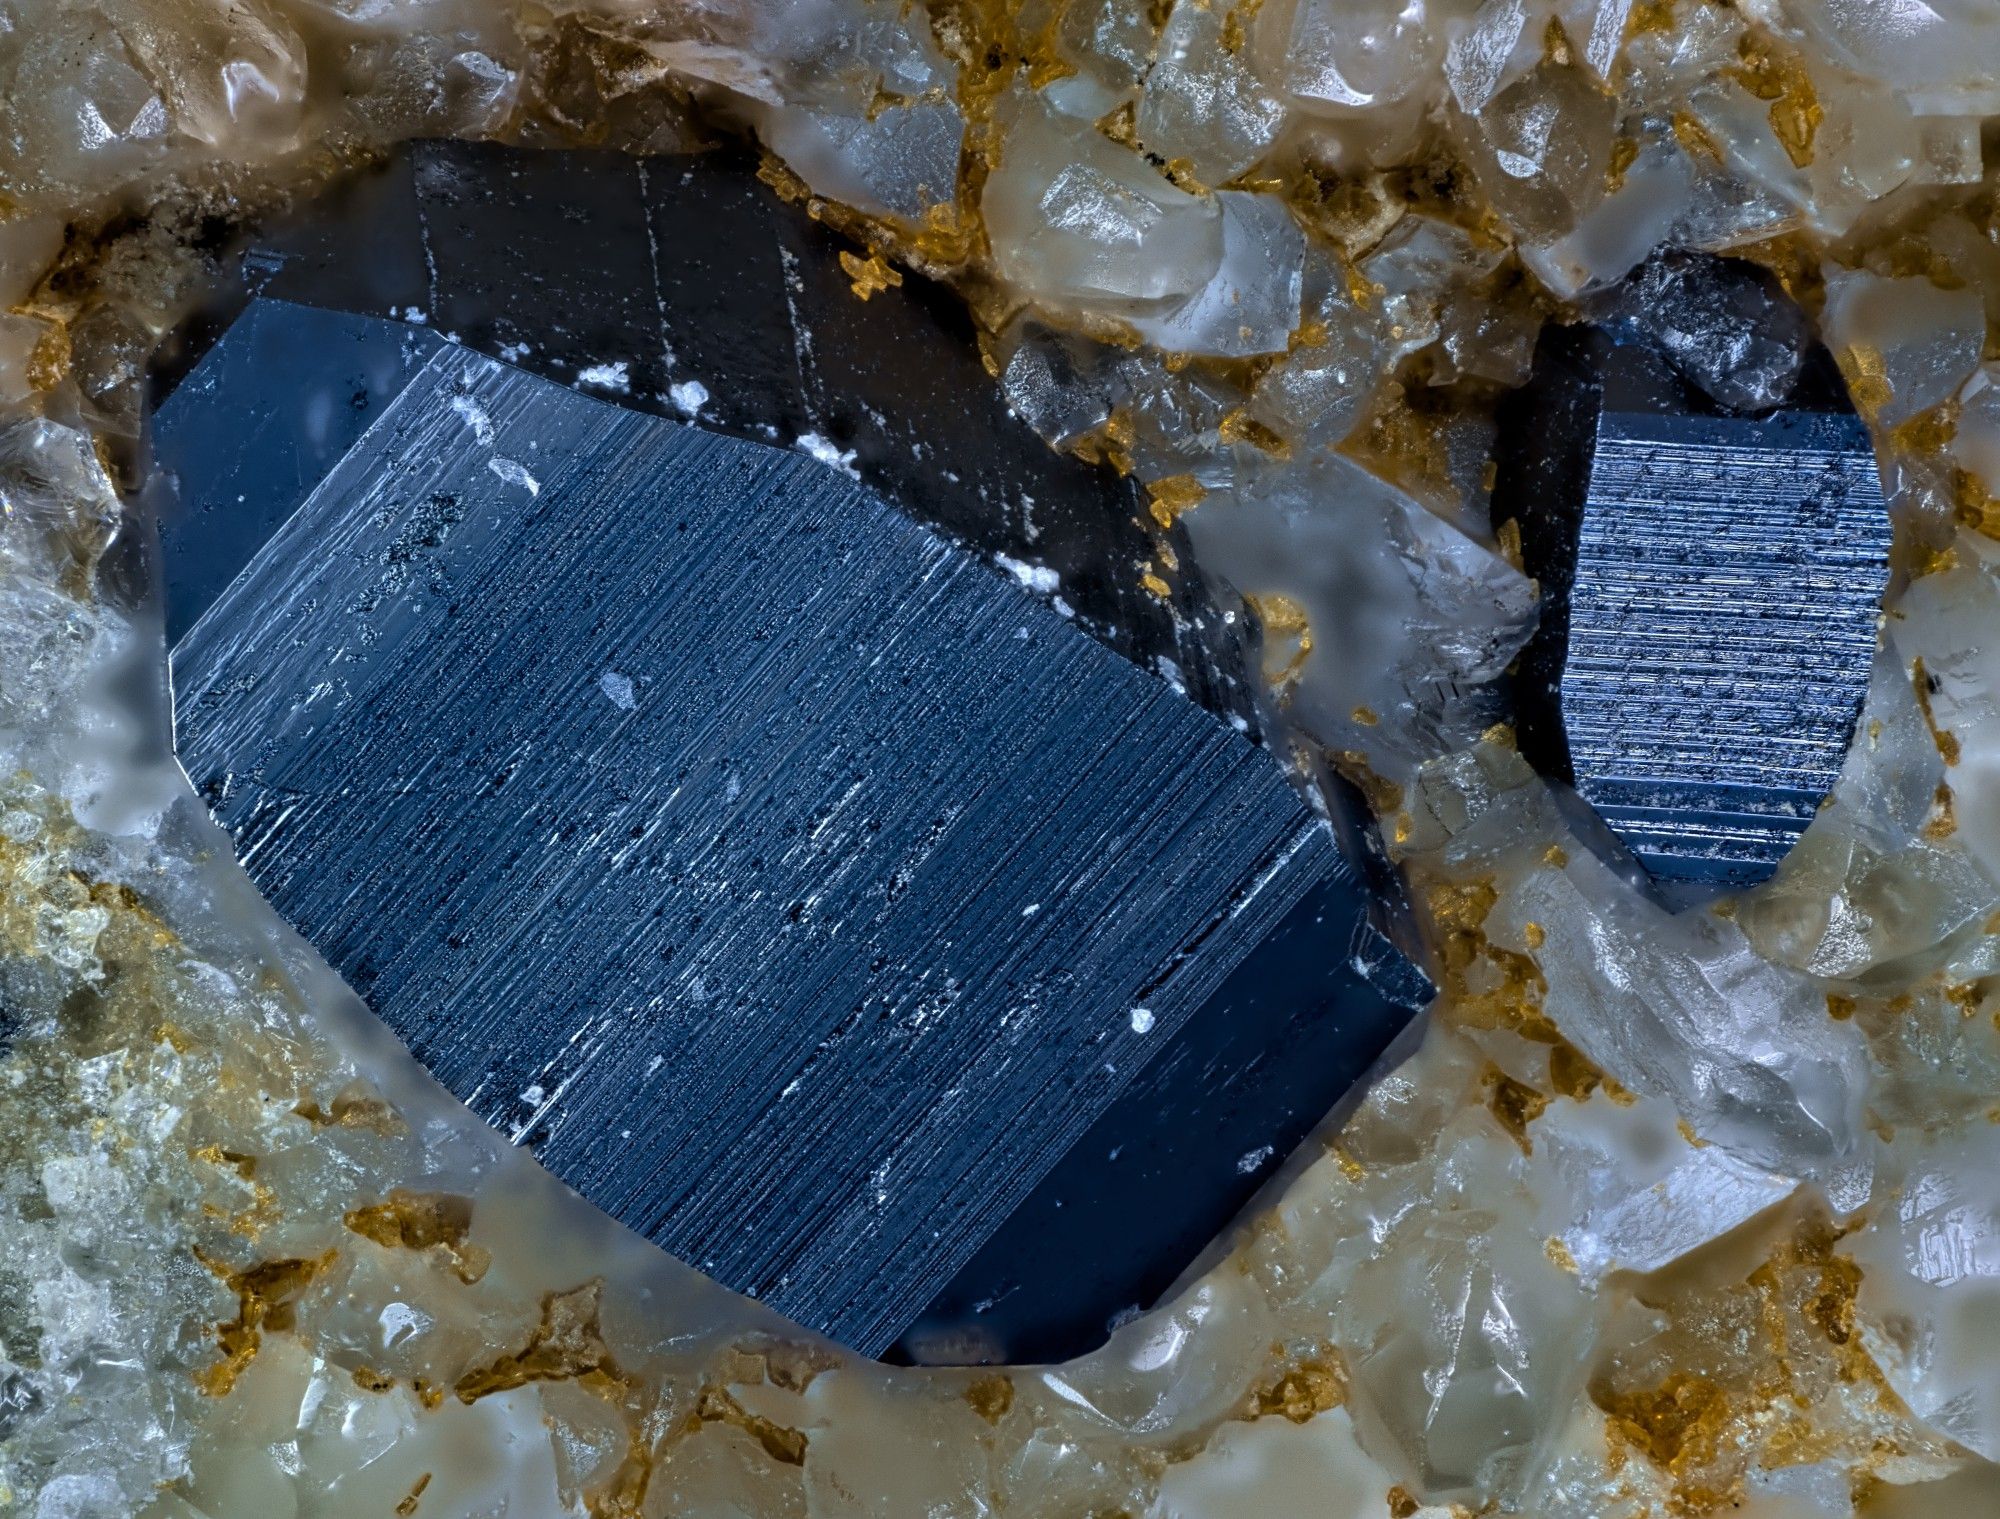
[8,0,2000,1516]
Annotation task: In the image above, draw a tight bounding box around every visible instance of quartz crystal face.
[9,4,2000,1519]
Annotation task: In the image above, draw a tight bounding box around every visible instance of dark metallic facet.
[152,299,444,642]
[163,311,1423,1358]
[152,139,1258,729]
[1562,410,1887,880]
[1496,257,1891,891]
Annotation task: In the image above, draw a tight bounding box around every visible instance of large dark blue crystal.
[157,298,1424,1362]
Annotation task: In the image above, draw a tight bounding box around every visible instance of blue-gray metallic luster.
[1494,267,1893,896]
[1562,408,1889,885]
[164,322,1402,1356]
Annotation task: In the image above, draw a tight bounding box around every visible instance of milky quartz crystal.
[9,0,2000,1516]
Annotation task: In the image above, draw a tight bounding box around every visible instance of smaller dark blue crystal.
[1497,255,1892,891]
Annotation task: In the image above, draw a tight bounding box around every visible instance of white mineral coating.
[983,96,1224,308]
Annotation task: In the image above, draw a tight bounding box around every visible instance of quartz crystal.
[6,0,2000,1516]
[984,97,1224,308]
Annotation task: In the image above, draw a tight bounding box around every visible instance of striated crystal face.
[7,0,2000,1517]
[1495,272,1894,890]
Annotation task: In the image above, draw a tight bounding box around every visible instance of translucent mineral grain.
[984,96,1224,308]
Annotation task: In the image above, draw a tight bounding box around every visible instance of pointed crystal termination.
[1495,253,1892,892]
[159,304,1427,1360]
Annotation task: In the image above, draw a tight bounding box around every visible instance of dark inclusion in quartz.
[1495,253,1892,893]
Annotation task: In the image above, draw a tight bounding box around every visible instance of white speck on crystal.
[995,553,1060,594]
[378,1300,431,1349]
[576,360,630,392]
[449,392,495,447]
[599,670,636,710]
[487,457,540,496]
[1236,1145,1274,1175]
[795,432,860,478]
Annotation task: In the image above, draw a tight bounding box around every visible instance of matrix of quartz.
[5,1,2000,1517]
